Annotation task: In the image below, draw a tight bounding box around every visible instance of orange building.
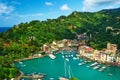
[107,43,117,54]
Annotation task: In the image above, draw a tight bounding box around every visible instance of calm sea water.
[15,51,120,80]
[0,27,11,32]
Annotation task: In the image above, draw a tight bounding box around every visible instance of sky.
[0,0,120,27]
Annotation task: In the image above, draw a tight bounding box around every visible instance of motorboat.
[86,65,90,68]
[62,55,64,58]
[98,66,106,71]
[66,55,68,58]
[108,73,113,76]
[19,61,23,64]
[60,58,72,80]
[59,77,69,80]
[65,58,69,62]
[49,78,54,80]
[71,55,73,57]
[78,62,85,66]
[93,65,100,69]
[48,54,56,59]
[90,62,98,67]
[73,57,79,60]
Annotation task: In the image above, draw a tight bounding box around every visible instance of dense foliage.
[0,8,120,79]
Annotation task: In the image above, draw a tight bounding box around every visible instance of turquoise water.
[15,50,120,80]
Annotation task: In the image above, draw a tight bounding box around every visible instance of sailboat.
[59,56,72,80]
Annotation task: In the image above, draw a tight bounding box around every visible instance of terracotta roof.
[85,46,93,53]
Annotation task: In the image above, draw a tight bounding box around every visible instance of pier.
[21,74,45,79]
[16,71,45,80]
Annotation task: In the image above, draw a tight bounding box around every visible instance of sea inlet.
[15,50,120,80]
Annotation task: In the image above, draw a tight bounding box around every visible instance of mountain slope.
[0,8,120,50]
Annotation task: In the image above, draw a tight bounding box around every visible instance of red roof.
[85,46,93,53]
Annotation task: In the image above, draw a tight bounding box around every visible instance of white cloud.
[82,0,120,11]
[45,2,53,6]
[11,1,21,5]
[105,6,114,9]
[60,4,71,11]
[16,13,44,18]
[0,3,14,15]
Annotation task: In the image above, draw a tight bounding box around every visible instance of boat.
[78,62,85,66]
[80,60,83,61]
[65,58,69,62]
[71,55,73,57]
[62,55,64,58]
[86,60,91,63]
[59,57,72,80]
[84,60,87,63]
[93,65,100,69]
[48,54,56,59]
[90,62,98,67]
[98,66,106,72]
[86,65,90,68]
[21,64,26,67]
[73,57,79,60]
[76,54,79,57]
[10,78,15,80]
[108,73,113,76]
[65,55,68,58]
[19,61,23,64]
[69,55,71,57]
[38,73,46,76]
[49,78,54,80]
[59,77,69,80]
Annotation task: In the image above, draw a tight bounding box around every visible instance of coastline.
[79,55,119,67]
[0,27,12,32]
[14,46,119,79]
[15,71,24,80]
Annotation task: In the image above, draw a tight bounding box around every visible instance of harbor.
[15,50,120,80]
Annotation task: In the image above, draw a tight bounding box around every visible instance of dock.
[21,74,45,79]
[15,71,46,80]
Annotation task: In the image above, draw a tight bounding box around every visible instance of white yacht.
[78,62,85,66]
[93,65,100,69]
[48,54,56,59]
[59,77,69,80]
[59,57,72,80]
[65,58,69,62]
[98,66,106,71]
[90,62,98,67]
[49,78,54,80]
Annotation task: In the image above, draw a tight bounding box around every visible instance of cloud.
[0,3,14,15]
[60,4,71,11]
[16,13,44,18]
[82,0,120,11]
[105,6,114,9]
[45,2,53,6]
[10,1,21,5]
[0,12,44,27]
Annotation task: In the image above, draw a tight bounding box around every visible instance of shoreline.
[79,55,120,67]
[14,48,119,79]
[14,55,45,62]
[14,47,76,62]
[15,71,24,80]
